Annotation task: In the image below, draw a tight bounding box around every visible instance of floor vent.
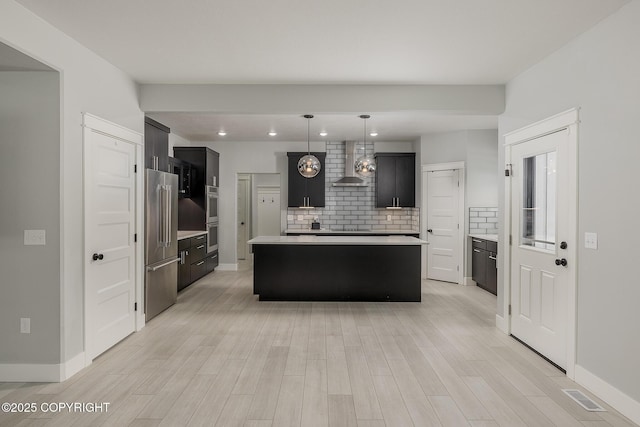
[562,389,606,412]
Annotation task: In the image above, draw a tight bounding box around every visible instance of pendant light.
[354,114,376,177]
[298,114,321,178]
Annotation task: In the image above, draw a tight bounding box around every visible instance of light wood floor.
[1,262,636,427]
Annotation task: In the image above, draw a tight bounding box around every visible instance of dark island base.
[253,244,421,302]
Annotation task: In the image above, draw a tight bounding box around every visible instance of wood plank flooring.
[0,262,636,427]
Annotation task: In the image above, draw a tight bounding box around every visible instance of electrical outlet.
[20,318,30,334]
[584,232,598,249]
[297,215,304,221]
[287,215,294,221]
[387,214,392,221]
[24,230,46,245]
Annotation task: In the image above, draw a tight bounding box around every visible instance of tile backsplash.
[469,207,498,234]
[286,141,419,231]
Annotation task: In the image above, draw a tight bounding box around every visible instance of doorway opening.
[237,173,282,262]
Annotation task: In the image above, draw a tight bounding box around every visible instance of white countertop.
[469,234,498,242]
[285,228,420,235]
[248,235,427,245]
[178,230,207,240]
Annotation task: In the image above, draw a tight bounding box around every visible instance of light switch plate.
[287,215,294,221]
[297,215,304,221]
[387,214,392,221]
[20,317,30,334]
[584,232,598,249]
[24,230,46,245]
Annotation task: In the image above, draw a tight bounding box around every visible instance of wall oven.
[207,221,218,253]
[206,185,219,223]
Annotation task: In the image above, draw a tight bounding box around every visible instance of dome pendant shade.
[298,154,321,177]
[355,155,376,177]
[355,114,376,178]
[298,114,321,178]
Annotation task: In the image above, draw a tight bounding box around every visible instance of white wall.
[0,71,60,364]
[499,0,640,408]
[419,130,499,276]
[0,1,142,375]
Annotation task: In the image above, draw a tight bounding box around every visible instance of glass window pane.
[521,151,556,251]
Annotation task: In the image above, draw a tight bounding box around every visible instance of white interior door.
[85,129,137,360]
[257,188,281,236]
[426,169,461,283]
[510,129,571,369]
[237,175,250,260]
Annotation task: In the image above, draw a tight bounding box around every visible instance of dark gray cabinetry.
[374,153,415,208]
[168,156,192,199]
[471,237,497,295]
[178,234,217,291]
[173,147,220,230]
[144,117,169,171]
[287,152,326,208]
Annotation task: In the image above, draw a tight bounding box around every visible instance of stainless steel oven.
[206,185,219,223]
[207,221,218,253]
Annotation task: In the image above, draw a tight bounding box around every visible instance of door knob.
[555,258,567,267]
[560,241,568,249]
[241,222,245,225]
[427,229,433,233]
[92,253,104,261]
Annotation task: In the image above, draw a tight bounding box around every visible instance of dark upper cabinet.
[287,152,326,208]
[144,117,169,172]
[173,147,220,229]
[168,156,192,198]
[374,153,416,208]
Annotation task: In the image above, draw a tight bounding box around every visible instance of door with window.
[509,128,572,370]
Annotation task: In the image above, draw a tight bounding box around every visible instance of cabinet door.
[287,152,325,207]
[375,156,397,208]
[206,149,219,187]
[486,252,497,295]
[144,118,169,172]
[472,247,486,285]
[206,251,219,272]
[178,251,191,291]
[395,155,415,207]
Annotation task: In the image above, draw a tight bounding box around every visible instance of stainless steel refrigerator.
[145,169,179,321]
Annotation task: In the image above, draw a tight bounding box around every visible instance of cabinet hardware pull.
[196,235,205,240]
[489,256,497,260]
[473,249,481,253]
[197,261,205,266]
[472,239,482,243]
[197,245,205,249]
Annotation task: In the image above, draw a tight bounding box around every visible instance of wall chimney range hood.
[332,141,368,187]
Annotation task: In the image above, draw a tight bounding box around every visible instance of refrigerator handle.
[158,185,165,247]
[160,185,170,247]
[165,185,172,246]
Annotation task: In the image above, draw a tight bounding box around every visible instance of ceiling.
[11,0,629,141]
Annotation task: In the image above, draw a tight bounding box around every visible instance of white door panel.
[510,129,570,369]
[86,130,137,360]
[426,169,460,283]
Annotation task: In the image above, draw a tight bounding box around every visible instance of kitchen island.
[248,235,427,302]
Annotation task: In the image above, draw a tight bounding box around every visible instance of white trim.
[0,351,88,382]
[464,277,475,287]
[502,108,579,379]
[575,365,640,426]
[59,352,87,381]
[504,108,579,146]
[421,162,465,284]
[82,113,145,366]
[495,314,508,334]
[0,364,61,383]
[218,263,238,271]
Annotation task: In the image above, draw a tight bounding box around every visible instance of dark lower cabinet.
[178,233,216,291]
[471,237,497,295]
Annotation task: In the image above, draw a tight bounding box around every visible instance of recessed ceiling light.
[268,131,277,136]
[217,131,227,136]
[319,131,328,137]
[369,132,378,137]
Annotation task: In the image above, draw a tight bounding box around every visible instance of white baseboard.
[0,353,88,383]
[464,277,475,286]
[60,352,87,381]
[217,263,238,271]
[575,364,640,426]
[495,314,509,334]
